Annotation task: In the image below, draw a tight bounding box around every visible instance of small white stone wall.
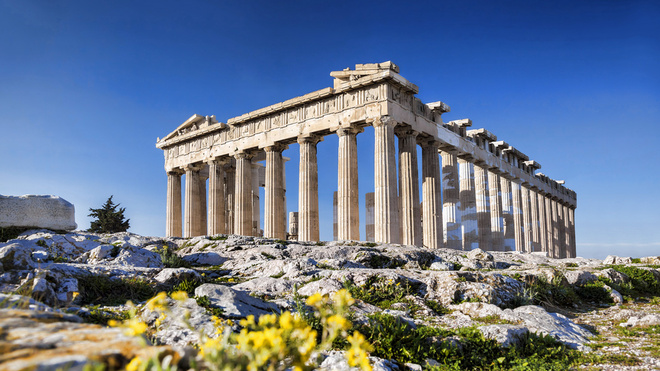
[0,195,77,231]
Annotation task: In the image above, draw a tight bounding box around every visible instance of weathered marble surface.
[0,195,76,230]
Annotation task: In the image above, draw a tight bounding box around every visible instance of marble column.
[264,144,286,240]
[529,188,541,252]
[298,135,321,242]
[488,170,504,251]
[421,140,443,249]
[500,177,515,251]
[545,196,554,257]
[474,164,492,251]
[337,127,361,241]
[511,180,525,252]
[537,192,548,254]
[184,165,201,238]
[166,170,183,237]
[234,152,253,236]
[551,198,560,258]
[198,173,207,237]
[289,211,298,239]
[441,149,462,250]
[562,204,570,258]
[521,185,533,252]
[207,159,226,236]
[568,207,576,258]
[365,192,375,242]
[251,163,262,237]
[333,191,338,240]
[225,166,235,234]
[397,128,421,246]
[458,158,477,250]
[373,116,400,244]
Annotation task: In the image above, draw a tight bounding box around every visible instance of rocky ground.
[0,230,659,370]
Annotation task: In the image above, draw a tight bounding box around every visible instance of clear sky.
[1,0,658,259]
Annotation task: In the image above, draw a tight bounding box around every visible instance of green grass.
[344,276,419,309]
[356,313,586,370]
[156,245,191,268]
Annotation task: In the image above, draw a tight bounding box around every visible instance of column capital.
[167,168,184,176]
[336,126,364,137]
[204,156,229,166]
[418,136,440,148]
[264,143,288,153]
[369,115,397,128]
[394,125,419,138]
[297,134,323,145]
[183,163,203,172]
[233,151,254,161]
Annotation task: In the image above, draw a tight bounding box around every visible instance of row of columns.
[165,115,575,257]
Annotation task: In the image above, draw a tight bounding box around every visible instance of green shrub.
[156,245,190,268]
[77,274,156,306]
[0,226,37,243]
[171,279,201,296]
[610,265,660,297]
[344,276,418,309]
[575,281,613,304]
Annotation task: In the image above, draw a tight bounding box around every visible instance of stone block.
[0,195,76,231]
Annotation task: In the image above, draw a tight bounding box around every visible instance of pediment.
[160,114,224,142]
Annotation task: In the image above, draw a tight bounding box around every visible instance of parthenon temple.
[156,62,577,258]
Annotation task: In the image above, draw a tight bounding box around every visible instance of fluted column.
[537,192,548,254]
[365,192,375,242]
[458,158,477,250]
[488,170,504,251]
[264,145,286,240]
[568,207,576,258]
[225,166,235,234]
[500,177,515,251]
[207,159,226,236]
[545,196,554,257]
[562,204,570,258]
[474,164,492,251]
[166,170,183,237]
[184,165,202,238]
[521,185,532,252]
[337,127,361,241]
[441,149,462,250]
[373,116,400,244]
[234,152,254,236]
[397,128,421,246]
[298,135,321,242]
[551,198,559,258]
[251,163,262,237]
[198,172,207,236]
[529,188,541,252]
[421,140,443,249]
[511,180,525,252]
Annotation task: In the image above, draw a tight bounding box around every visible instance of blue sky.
[1,0,658,259]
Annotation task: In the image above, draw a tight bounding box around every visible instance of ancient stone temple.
[156,62,577,258]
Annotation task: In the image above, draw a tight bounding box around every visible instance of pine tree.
[88,196,130,233]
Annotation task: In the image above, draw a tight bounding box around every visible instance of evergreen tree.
[88,196,130,233]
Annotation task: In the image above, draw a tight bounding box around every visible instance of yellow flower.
[124,318,148,337]
[125,356,142,371]
[155,312,167,327]
[326,314,351,331]
[332,289,355,308]
[171,291,188,301]
[306,292,323,307]
[346,331,373,371]
[146,291,168,312]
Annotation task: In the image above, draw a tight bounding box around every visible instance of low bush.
[77,274,156,306]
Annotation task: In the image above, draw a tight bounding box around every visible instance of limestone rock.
[478,324,529,347]
[298,278,343,296]
[142,297,217,349]
[113,245,163,268]
[154,268,201,285]
[603,255,632,265]
[564,270,598,285]
[640,256,660,265]
[0,240,40,270]
[0,195,77,231]
[619,314,660,328]
[318,350,399,371]
[232,277,298,297]
[194,284,279,319]
[182,252,225,266]
[501,305,592,350]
